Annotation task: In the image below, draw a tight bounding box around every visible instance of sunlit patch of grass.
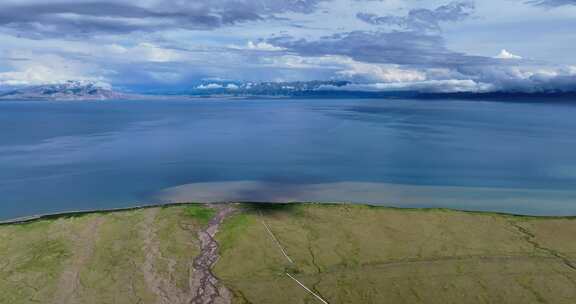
[184,204,217,225]
[218,213,252,254]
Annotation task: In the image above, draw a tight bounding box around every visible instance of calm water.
[1,98,576,219]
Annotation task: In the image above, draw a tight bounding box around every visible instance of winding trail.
[189,205,235,304]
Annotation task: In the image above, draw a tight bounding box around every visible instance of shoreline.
[2,201,576,226]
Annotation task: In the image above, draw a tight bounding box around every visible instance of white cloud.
[228,41,286,51]
[129,43,183,62]
[495,49,523,59]
[335,61,427,83]
[196,83,240,89]
[91,43,185,62]
[261,54,426,82]
[104,44,129,54]
[260,54,339,69]
[197,83,225,89]
[0,52,108,86]
[246,41,286,51]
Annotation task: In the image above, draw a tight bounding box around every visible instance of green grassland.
[215,204,576,304]
[0,205,209,304]
[1,203,576,303]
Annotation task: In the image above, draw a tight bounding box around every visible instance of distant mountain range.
[0,81,129,101]
[1,80,575,101]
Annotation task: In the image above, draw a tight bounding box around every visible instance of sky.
[0,0,575,93]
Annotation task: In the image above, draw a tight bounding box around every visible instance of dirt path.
[53,216,104,304]
[189,205,235,304]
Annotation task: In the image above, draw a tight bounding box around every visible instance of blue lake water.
[1,98,576,219]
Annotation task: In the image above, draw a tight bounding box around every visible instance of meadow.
[1,203,575,303]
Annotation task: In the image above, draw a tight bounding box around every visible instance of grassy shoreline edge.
[3,201,576,226]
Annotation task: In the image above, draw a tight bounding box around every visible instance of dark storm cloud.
[526,0,576,7]
[357,1,475,32]
[268,1,488,74]
[0,0,328,38]
[268,30,495,67]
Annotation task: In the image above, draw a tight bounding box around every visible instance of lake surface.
[1,98,576,219]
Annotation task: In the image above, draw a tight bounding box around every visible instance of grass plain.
[1,203,575,303]
[215,204,576,304]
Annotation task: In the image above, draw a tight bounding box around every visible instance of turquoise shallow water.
[1,98,576,219]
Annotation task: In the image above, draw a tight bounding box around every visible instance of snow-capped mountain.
[0,81,128,101]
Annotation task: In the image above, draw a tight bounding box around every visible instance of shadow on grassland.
[239,202,304,216]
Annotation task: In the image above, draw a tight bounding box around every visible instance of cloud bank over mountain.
[0,0,575,94]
